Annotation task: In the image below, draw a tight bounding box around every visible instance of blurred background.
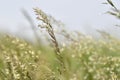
[0,0,120,42]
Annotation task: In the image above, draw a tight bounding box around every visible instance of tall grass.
[0,32,120,80]
[0,0,120,80]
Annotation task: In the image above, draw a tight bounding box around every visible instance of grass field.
[0,0,120,79]
[0,32,120,80]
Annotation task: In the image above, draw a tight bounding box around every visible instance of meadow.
[0,0,120,80]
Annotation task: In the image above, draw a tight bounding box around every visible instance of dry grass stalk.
[105,0,120,19]
[33,8,66,75]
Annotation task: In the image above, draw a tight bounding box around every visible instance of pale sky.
[0,0,120,38]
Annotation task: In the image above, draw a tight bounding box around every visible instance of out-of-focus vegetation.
[0,32,120,80]
[0,0,120,80]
